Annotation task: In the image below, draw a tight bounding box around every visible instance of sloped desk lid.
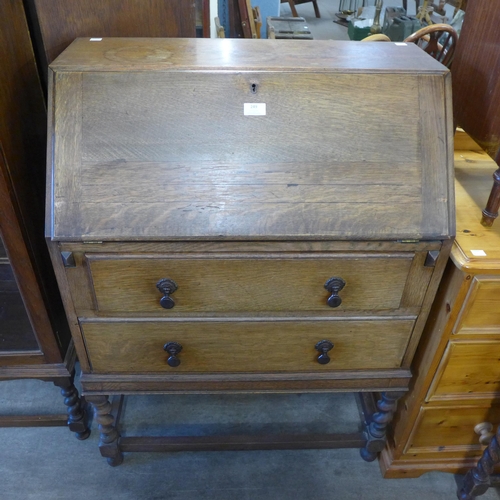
[47,38,455,242]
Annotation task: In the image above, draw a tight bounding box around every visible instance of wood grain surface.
[48,38,454,241]
[87,253,413,314]
[82,318,415,373]
[428,341,500,400]
[406,405,500,453]
[30,0,196,69]
[452,149,500,270]
[453,277,500,333]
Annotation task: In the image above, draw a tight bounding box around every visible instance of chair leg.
[312,0,321,17]
[287,0,299,17]
[481,168,500,227]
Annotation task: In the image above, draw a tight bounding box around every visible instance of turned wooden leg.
[312,0,321,18]
[360,391,405,462]
[86,395,123,466]
[54,375,90,440]
[457,425,500,499]
[481,168,500,227]
[287,0,299,17]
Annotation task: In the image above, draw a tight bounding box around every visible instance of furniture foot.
[87,395,123,466]
[54,375,90,440]
[360,391,405,462]
[457,425,500,499]
[481,168,500,227]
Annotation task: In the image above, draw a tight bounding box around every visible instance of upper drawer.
[454,277,500,334]
[86,253,415,314]
[427,340,500,401]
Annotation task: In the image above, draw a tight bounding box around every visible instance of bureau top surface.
[47,38,454,242]
[452,148,500,272]
[51,37,448,73]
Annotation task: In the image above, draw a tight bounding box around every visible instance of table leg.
[360,391,405,462]
[87,395,124,466]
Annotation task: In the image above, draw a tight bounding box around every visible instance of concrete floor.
[1,376,500,500]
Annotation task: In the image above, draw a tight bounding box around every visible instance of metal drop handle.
[324,277,346,308]
[163,342,182,367]
[315,340,334,365]
[156,278,178,309]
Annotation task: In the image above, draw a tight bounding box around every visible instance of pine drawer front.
[427,340,500,401]
[453,277,500,334]
[86,253,416,314]
[81,318,415,373]
[405,405,500,454]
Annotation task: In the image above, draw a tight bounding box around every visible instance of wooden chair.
[281,0,321,18]
[214,17,225,38]
[404,23,458,68]
[361,33,391,41]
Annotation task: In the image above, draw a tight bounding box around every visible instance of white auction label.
[471,249,487,256]
[244,103,266,116]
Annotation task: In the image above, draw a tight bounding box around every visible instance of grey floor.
[1,375,500,500]
[1,2,491,499]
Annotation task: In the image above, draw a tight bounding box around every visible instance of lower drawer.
[81,318,414,373]
[406,405,500,454]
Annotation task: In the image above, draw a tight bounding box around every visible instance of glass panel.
[0,259,39,352]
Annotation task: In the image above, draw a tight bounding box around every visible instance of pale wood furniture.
[449,0,500,226]
[0,0,88,436]
[46,38,455,465]
[381,132,500,478]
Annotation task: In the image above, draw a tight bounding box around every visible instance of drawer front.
[428,341,500,401]
[82,319,414,373]
[454,277,500,334]
[406,405,500,454]
[87,253,414,314]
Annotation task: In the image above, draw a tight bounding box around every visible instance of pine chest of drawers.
[46,38,455,465]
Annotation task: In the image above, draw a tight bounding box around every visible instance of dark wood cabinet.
[0,0,88,437]
[24,0,209,84]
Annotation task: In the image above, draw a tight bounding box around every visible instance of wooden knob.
[156,278,178,309]
[315,340,334,365]
[474,422,494,445]
[163,341,182,367]
[324,277,346,308]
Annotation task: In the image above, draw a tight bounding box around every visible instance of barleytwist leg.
[360,391,405,462]
[457,425,500,499]
[54,375,90,440]
[86,395,123,466]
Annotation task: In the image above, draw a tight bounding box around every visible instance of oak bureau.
[46,38,455,465]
